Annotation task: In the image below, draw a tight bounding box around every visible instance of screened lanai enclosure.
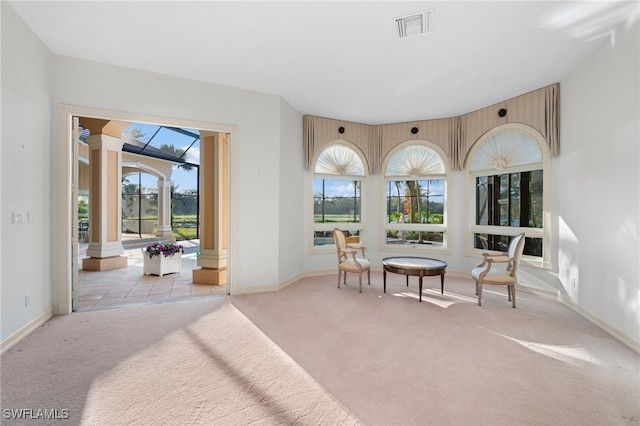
[77,122,201,245]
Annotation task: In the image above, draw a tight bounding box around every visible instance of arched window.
[468,125,549,265]
[383,143,447,249]
[312,143,367,247]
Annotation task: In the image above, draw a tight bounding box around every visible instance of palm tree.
[406,180,425,243]
[160,144,194,171]
[395,181,403,216]
[406,180,422,224]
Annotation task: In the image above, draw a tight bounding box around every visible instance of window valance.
[303,83,559,173]
[304,116,372,173]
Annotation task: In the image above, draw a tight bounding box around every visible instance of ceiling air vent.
[395,10,433,39]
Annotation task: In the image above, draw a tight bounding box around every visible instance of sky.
[313,178,359,198]
[124,123,200,191]
[313,178,445,198]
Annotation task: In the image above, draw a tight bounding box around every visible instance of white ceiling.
[9,1,639,124]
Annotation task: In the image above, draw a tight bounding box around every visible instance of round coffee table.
[382,257,447,302]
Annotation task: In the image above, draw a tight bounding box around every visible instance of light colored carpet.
[1,300,360,425]
[231,273,640,426]
[1,273,639,425]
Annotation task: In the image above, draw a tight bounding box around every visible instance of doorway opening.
[57,105,237,315]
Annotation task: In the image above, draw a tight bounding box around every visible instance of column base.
[82,255,128,271]
[192,267,227,286]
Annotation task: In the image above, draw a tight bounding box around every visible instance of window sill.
[380,244,450,256]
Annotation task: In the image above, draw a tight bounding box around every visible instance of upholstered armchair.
[471,233,526,308]
[332,228,371,293]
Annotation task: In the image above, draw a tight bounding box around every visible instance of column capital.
[157,179,173,188]
[86,133,124,150]
[79,118,129,139]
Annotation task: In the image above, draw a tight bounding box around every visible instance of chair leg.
[367,269,371,285]
[477,283,483,306]
[475,280,478,295]
[337,271,341,289]
[511,285,516,308]
[343,271,347,285]
[358,273,362,293]
[507,286,512,301]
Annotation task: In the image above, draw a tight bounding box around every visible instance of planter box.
[143,252,182,276]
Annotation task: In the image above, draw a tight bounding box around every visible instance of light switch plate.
[12,211,23,224]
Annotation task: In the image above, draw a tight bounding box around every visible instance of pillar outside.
[192,132,228,285]
[156,179,175,240]
[82,134,127,271]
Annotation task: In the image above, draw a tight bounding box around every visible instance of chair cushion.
[472,266,514,283]
[339,258,370,272]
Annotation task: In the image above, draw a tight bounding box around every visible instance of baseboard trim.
[491,282,639,354]
[517,284,558,300]
[238,271,332,295]
[1,308,54,355]
[557,294,640,354]
[277,273,309,290]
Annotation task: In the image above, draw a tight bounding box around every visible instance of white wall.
[557,19,639,344]
[1,2,308,343]
[277,98,305,284]
[1,3,54,342]
[49,57,298,295]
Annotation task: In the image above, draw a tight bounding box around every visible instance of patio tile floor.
[77,246,226,311]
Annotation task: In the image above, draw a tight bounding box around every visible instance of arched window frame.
[466,123,551,268]
[380,141,449,253]
[310,141,368,251]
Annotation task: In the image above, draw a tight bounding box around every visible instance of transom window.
[383,144,447,249]
[313,144,366,246]
[469,127,548,260]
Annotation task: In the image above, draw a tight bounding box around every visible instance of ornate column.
[156,178,174,240]
[192,132,228,285]
[82,133,127,271]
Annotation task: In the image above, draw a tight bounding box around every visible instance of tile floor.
[77,247,227,311]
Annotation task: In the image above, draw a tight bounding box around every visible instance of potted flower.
[143,242,184,276]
